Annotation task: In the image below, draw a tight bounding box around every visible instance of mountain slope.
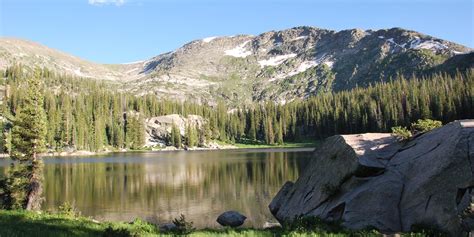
[0,38,128,80]
[0,26,472,105]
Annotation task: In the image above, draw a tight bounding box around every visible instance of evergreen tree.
[0,122,5,153]
[6,70,47,210]
[171,124,181,148]
[247,112,256,141]
[276,119,284,145]
[185,124,197,147]
[125,113,145,150]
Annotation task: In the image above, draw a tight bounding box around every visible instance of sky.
[0,0,473,64]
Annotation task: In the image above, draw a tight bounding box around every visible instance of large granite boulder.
[270,120,474,236]
[145,114,205,147]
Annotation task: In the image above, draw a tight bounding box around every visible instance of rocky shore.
[270,120,474,236]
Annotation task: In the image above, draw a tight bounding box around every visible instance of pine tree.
[247,112,256,141]
[185,124,197,147]
[0,122,5,153]
[171,124,181,148]
[133,115,145,149]
[7,70,47,210]
[276,119,284,145]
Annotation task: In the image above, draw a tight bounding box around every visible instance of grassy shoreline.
[0,210,436,237]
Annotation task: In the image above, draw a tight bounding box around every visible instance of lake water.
[0,148,313,228]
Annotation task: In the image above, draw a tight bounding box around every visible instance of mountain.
[0,38,126,80]
[1,26,472,105]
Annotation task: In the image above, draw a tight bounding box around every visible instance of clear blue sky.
[1,0,472,64]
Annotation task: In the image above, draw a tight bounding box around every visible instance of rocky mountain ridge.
[1,26,472,105]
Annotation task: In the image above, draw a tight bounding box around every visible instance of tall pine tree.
[6,70,47,210]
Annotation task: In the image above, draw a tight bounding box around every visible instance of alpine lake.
[0,148,313,228]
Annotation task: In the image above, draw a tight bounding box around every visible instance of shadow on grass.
[0,211,103,237]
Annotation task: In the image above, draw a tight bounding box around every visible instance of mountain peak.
[1,26,472,105]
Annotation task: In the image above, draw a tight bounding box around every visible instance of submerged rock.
[270,120,474,236]
[216,211,247,227]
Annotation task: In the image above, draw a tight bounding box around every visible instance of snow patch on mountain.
[202,36,218,43]
[409,37,448,51]
[324,60,334,68]
[224,40,252,58]
[413,40,448,51]
[121,60,145,65]
[296,61,318,72]
[292,36,308,41]
[258,54,297,68]
[268,59,323,82]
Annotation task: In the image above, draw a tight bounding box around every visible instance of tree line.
[0,65,473,152]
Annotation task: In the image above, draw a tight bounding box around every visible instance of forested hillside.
[0,65,472,152]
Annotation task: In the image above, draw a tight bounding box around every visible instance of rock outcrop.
[145,114,205,147]
[269,120,474,236]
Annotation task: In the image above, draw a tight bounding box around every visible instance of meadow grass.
[0,210,435,237]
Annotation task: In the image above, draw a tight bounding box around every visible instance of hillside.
[1,26,472,105]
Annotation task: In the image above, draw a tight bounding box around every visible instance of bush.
[103,219,156,237]
[410,222,447,236]
[391,119,442,141]
[391,126,412,141]
[411,119,442,133]
[58,202,80,218]
[172,214,195,235]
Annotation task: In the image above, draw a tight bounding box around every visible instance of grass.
[0,210,373,237]
[0,210,442,237]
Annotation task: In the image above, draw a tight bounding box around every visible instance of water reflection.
[0,148,312,227]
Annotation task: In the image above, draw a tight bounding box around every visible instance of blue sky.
[1,0,472,64]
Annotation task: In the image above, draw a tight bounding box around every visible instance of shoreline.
[0,143,318,158]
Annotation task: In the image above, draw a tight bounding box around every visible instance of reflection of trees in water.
[38,151,310,227]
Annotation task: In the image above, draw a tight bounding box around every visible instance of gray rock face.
[216,211,247,227]
[269,120,474,236]
[145,114,205,147]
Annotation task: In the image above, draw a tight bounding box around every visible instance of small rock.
[216,211,247,227]
[159,223,177,232]
[263,221,281,229]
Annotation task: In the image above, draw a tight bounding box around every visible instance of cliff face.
[145,114,206,147]
[269,120,474,236]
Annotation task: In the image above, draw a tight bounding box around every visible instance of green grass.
[0,210,369,237]
[0,210,439,237]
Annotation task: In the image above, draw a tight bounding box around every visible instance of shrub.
[58,202,80,218]
[172,214,195,235]
[410,222,447,236]
[391,126,412,141]
[411,119,442,133]
[391,119,442,141]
